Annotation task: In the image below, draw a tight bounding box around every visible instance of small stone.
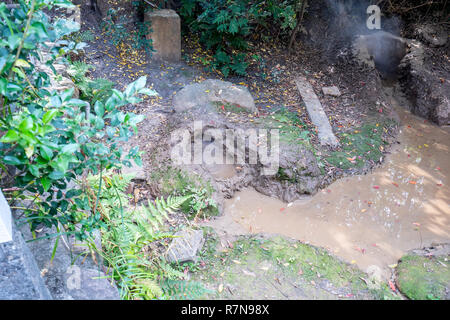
[322,86,341,97]
[166,229,204,263]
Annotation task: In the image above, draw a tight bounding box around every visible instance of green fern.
[68,62,115,104]
[161,279,213,300]
[86,171,191,300]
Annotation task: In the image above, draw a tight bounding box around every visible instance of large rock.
[145,9,181,62]
[166,92,323,203]
[173,79,258,114]
[166,229,204,263]
[0,222,52,300]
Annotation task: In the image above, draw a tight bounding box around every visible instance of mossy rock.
[396,255,450,300]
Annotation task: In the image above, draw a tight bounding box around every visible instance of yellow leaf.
[15,59,30,68]
[25,145,34,158]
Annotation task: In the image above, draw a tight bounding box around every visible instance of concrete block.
[0,190,12,244]
[145,9,181,62]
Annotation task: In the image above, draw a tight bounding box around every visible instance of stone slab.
[295,77,339,147]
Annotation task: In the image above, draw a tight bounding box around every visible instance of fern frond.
[161,279,212,300]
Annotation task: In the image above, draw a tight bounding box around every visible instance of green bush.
[179,0,300,76]
[0,0,158,241]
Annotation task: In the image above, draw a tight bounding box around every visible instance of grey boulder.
[173,79,258,114]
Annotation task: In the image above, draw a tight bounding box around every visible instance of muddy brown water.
[205,90,450,280]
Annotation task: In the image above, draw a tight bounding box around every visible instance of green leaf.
[40,145,53,161]
[94,101,104,117]
[12,67,26,79]
[0,78,7,95]
[30,21,48,39]
[134,76,147,91]
[8,34,21,50]
[60,143,79,154]
[0,130,19,143]
[67,99,89,107]
[43,110,59,124]
[41,177,51,192]
[125,81,136,97]
[19,117,34,132]
[29,164,40,177]
[49,170,65,180]
[3,156,24,165]
[138,88,159,96]
[66,189,82,199]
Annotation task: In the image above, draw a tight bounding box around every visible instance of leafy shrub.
[0,0,157,241]
[101,7,154,55]
[179,0,300,76]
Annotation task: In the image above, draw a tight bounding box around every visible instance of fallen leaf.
[232,260,241,264]
[409,181,417,185]
[218,284,223,293]
[373,186,380,189]
[242,269,256,277]
[388,280,396,292]
[392,182,399,187]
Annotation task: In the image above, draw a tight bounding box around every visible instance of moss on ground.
[256,108,313,148]
[396,254,450,300]
[325,121,394,170]
[190,231,398,300]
